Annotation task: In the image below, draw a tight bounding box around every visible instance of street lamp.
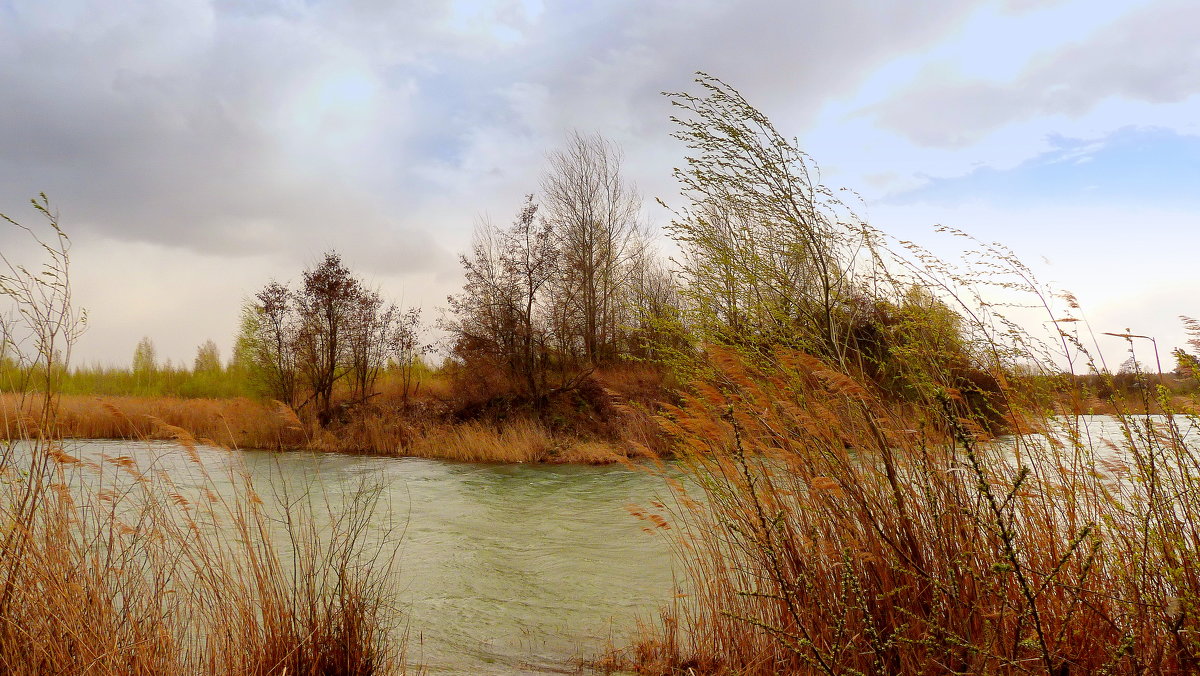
[1101,330,1163,386]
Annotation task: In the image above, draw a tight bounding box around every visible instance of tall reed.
[609,335,1200,675]
[0,197,409,675]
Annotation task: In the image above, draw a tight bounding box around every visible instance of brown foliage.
[606,348,1200,675]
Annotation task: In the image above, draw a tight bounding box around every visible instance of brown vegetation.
[584,75,1200,674]
[1,392,306,449]
[0,196,409,675]
[1,363,668,464]
[0,423,407,675]
[601,348,1200,674]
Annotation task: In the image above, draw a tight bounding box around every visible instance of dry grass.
[0,393,307,449]
[409,418,555,462]
[408,418,650,464]
[603,347,1200,675]
[1,388,660,464]
[0,201,410,674]
[0,418,408,675]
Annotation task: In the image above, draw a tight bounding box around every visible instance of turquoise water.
[52,440,680,675]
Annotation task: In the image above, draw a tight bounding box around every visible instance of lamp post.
[1102,330,1163,387]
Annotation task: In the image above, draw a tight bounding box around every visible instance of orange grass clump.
[0,409,410,675]
[0,202,410,675]
[605,347,1200,675]
[1,390,659,464]
[0,393,307,449]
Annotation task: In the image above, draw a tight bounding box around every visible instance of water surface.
[51,440,680,675]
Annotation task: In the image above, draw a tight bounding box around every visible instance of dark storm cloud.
[0,0,453,275]
[867,1,1200,147]
[0,0,986,277]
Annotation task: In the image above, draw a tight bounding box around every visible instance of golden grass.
[409,418,553,463]
[1,391,658,465]
[603,348,1200,674]
[0,393,307,449]
[409,417,657,464]
[0,203,409,674]
[0,423,408,675]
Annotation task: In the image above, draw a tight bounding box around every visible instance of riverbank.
[0,368,668,464]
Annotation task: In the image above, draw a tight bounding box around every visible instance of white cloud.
[2,0,1196,364]
[867,1,1200,147]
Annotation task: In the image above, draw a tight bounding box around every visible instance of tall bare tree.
[446,196,559,399]
[447,219,521,373]
[541,131,643,366]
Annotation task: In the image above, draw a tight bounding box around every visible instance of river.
[36,415,1190,674]
[47,439,680,675]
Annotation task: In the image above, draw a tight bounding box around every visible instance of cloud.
[867,1,1200,147]
[0,0,990,253]
[0,0,1010,362]
[0,0,459,274]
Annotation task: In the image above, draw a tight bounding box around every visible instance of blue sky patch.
[885,127,1200,208]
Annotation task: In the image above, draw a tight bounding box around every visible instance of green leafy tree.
[131,336,157,389]
[665,73,871,365]
[192,339,221,375]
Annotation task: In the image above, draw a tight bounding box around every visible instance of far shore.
[0,389,662,465]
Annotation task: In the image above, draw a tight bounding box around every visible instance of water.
[40,440,680,675]
[38,415,1188,673]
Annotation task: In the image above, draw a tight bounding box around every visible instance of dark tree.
[446,195,561,400]
[295,253,360,425]
[346,288,396,403]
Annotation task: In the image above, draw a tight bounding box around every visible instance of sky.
[0,0,1196,371]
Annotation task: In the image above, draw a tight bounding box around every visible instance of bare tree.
[346,288,395,403]
[294,253,360,425]
[446,196,561,399]
[390,306,427,404]
[249,280,300,408]
[504,195,558,397]
[446,219,521,373]
[541,131,643,366]
[242,254,414,423]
